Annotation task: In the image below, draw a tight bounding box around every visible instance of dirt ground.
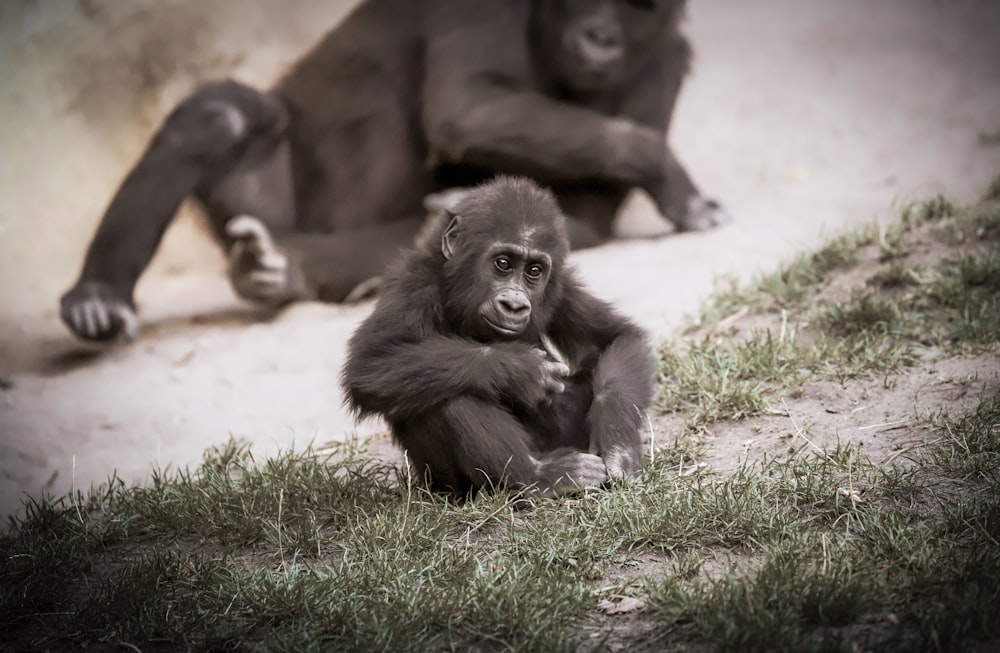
[1,0,999,520]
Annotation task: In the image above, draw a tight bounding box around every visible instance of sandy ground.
[1,0,998,520]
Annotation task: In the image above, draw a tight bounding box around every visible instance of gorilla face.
[438,176,568,342]
[475,245,552,339]
[536,0,669,95]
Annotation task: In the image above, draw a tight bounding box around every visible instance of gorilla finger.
[543,360,571,379]
[256,251,287,271]
[542,379,566,396]
[540,334,570,369]
[94,301,111,335]
[247,269,287,287]
[81,301,107,338]
[69,304,94,338]
[573,453,610,486]
[226,215,275,253]
[111,303,140,341]
[73,302,96,337]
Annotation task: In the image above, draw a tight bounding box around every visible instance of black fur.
[61,0,724,342]
[342,177,656,496]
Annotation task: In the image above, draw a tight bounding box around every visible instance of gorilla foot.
[60,281,139,342]
[674,195,734,233]
[601,444,642,483]
[533,450,608,497]
[226,215,304,305]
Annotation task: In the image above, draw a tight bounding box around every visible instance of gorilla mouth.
[484,317,527,337]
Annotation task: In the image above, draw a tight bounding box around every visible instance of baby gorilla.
[342,176,655,496]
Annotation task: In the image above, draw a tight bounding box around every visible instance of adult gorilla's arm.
[551,280,656,479]
[421,2,669,193]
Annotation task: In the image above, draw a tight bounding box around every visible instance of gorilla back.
[61,0,728,342]
[342,176,656,497]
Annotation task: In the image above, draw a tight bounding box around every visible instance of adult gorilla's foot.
[226,215,306,305]
[60,281,139,342]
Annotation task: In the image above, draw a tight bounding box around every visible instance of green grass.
[4,397,997,651]
[706,225,879,320]
[661,192,1000,432]
[658,323,919,432]
[3,187,999,651]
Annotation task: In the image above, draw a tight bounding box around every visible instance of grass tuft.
[815,291,902,337]
[902,194,956,223]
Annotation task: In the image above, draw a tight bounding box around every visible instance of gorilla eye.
[525,263,545,280]
[494,257,513,273]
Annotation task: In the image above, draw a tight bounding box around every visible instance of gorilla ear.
[441,212,461,260]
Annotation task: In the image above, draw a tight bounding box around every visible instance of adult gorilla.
[343,176,656,496]
[61,0,729,342]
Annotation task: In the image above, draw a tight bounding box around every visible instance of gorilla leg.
[61,80,289,341]
[396,395,607,497]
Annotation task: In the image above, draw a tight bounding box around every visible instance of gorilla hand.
[496,345,570,408]
[226,215,305,305]
[599,443,643,483]
[673,196,734,233]
[60,281,139,342]
[644,149,733,233]
[537,347,571,397]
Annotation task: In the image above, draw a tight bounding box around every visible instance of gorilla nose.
[498,290,530,317]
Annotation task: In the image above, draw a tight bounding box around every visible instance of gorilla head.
[533,0,682,95]
[436,176,569,342]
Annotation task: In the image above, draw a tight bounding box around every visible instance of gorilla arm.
[421,2,669,193]
[550,281,656,480]
[342,270,569,422]
[345,336,569,420]
[422,1,729,232]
